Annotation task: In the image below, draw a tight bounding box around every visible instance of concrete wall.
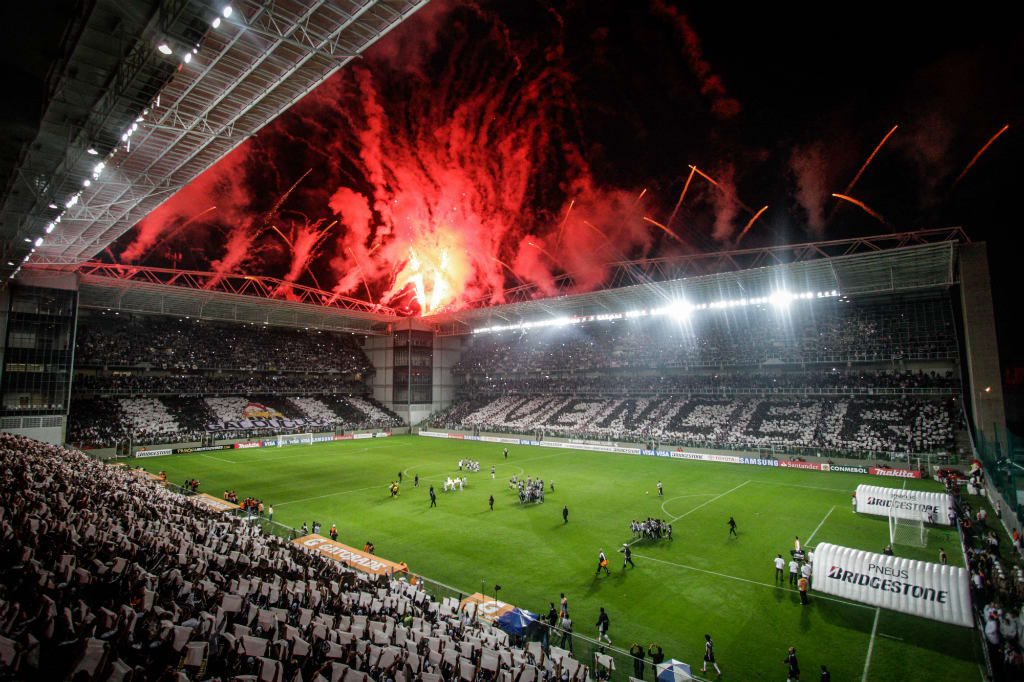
[365,333,395,412]
[431,334,464,418]
[958,243,1008,447]
[3,424,65,445]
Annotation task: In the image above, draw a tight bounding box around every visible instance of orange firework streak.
[831,193,888,226]
[954,124,1009,187]
[688,165,755,214]
[667,167,696,229]
[735,205,769,245]
[631,188,648,208]
[491,257,527,284]
[555,199,575,246]
[844,125,898,195]
[526,241,560,265]
[642,216,688,247]
[140,205,217,263]
[346,247,376,304]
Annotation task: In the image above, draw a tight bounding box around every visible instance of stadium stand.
[435,295,965,458]
[453,298,957,373]
[65,311,404,447]
[0,433,590,681]
[75,312,373,374]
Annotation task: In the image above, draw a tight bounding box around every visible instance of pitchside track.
[124,436,989,681]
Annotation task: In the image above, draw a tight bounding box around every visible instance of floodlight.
[87,147,97,155]
[34,237,43,247]
[48,203,57,209]
[768,291,792,308]
[222,5,233,18]
[46,223,55,233]
[158,43,172,55]
[184,52,192,64]
[212,17,221,28]
[82,179,90,187]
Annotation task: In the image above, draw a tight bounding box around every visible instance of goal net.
[889,492,928,548]
[276,433,314,447]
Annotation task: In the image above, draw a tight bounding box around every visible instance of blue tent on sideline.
[494,607,539,636]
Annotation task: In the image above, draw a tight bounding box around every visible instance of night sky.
[10,2,1024,398]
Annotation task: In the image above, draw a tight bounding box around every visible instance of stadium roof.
[49,226,967,335]
[424,228,967,335]
[1,0,427,280]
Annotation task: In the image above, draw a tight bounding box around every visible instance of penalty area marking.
[806,505,835,546]
[633,553,874,611]
[659,493,717,517]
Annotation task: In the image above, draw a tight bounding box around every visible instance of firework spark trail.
[582,220,623,256]
[345,247,376,304]
[827,125,898,224]
[642,216,689,247]
[492,257,527,284]
[139,206,217,263]
[263,168,313,226]
[689,164,755,213]
[631,188,648,208]
[954,124,1009,187]
[555,199,575,246]
[272,219,337,297]
[734,205,769,245]
[667,167,696,229]
[526,240,561,265]
[831,193,889,226]
[845,125,898,195]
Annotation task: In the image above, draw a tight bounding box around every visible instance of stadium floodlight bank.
[812,543,972,627]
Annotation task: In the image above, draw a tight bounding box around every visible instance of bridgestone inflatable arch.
[812,543,972,627]
[855,484,953,525]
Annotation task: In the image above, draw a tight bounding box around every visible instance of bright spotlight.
[82,179,90,187]
[183,52,192,64]
[157,43,172,55]
[34,237,43,247]
[222,5,233,18]
[769,291,792,308]
[212,17,221,28]
[86,147,97,155]
[46,222,55,233]
[669,300,692,319]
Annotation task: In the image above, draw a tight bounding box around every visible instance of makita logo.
[871,467,920,478]
[826,564,947,603]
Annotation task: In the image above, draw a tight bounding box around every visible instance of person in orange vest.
[798,575,809,605]
[330,524,338,541]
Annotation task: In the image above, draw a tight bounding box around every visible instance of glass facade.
[393,330,433,404]
[1,285,77,416]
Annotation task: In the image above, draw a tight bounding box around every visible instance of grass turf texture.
[125,436,986,681]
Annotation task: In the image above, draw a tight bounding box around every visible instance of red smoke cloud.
[650,0,741,119]
[790,143,829,236]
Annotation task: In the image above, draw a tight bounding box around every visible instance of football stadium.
[1,2,1022,681]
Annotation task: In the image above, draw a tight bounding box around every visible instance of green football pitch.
[123,435,987,681]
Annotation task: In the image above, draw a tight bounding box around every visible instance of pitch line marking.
[275,484,381,506]
[199,454,236,463]
[659,493,717,517]
[877,633,902,641]
[806,505,835,546]
[862,607,880,682]
[633,553,873,611]
[629,480,750,547]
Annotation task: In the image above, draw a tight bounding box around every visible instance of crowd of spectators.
[430,395,958,456]
[458,370,960,398]
[75,312,373,374]
[66,395,404,449]
[0,433,600,681]
[455,297,957,373]
[72,374,369,397]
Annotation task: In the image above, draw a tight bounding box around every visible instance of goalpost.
[276,433,314,447]
[888,490,928,548]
